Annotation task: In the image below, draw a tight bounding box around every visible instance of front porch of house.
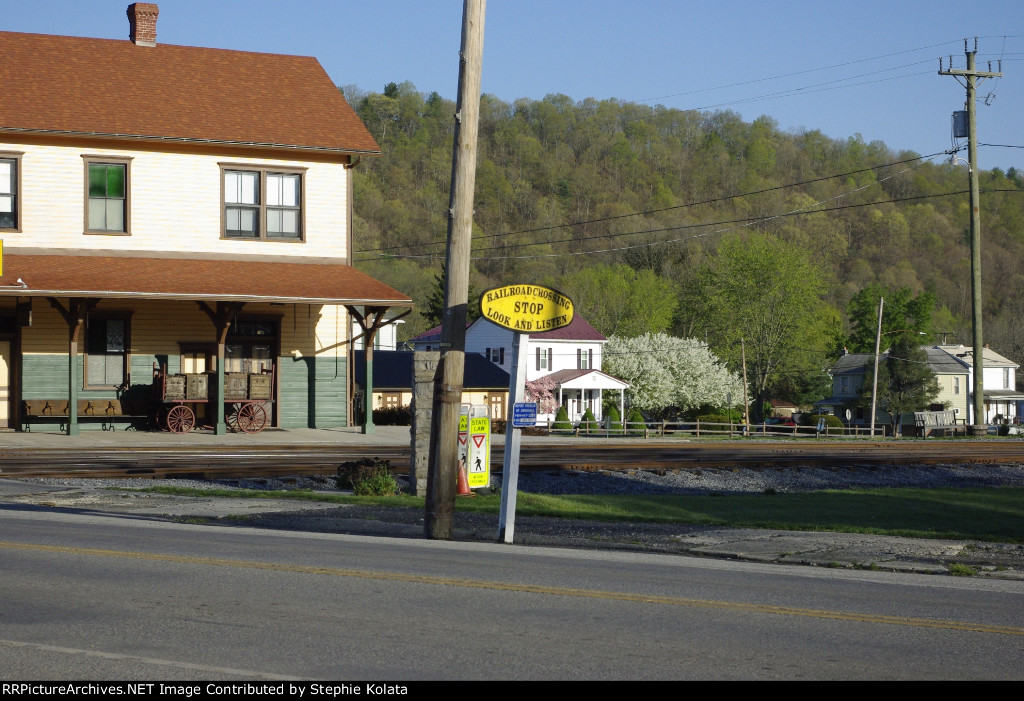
[537,368,629,424]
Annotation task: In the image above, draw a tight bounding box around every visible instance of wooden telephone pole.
[939,39,1002,434]
[425,0,486,539]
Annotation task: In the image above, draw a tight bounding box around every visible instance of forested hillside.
[345,81,1024,406]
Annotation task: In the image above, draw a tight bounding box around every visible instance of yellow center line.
[5,540,1022,636]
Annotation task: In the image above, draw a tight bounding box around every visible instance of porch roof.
[0,252,413,307]
[541,368,629,391]
[983,389,1024,401]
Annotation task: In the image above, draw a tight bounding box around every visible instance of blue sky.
[5,0,1022,171]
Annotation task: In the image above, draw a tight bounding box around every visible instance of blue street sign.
[512,402,538,429]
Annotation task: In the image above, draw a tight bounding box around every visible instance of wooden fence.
[542,419,885,439]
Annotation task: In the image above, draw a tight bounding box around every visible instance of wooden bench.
[23,399,150,431]
[913,410,965,438]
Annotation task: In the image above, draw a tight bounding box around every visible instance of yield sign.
[467,415,491,488]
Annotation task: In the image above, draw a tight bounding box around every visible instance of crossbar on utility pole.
[425,0,486,540]
[939,38,1002,435]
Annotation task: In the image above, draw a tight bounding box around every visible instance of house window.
[381,393,402,409]
[577,348,593,370]
[85,315,130,389]
[953,377,961,395]
[487,347,505,365]
[1004,368,1011,389]
[840,376,850,394]
[536,347,551,371]
[84,158,130,234]
[0,154,21,231]
[222,166,304,241]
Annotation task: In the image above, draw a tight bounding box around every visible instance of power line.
[355,150,947,257]
[687,69,933,113]
[361,157,955,262]
[636,41,959,104]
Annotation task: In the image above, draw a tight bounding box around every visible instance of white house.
[0,3,411,434]
[935,345,1022,425]
[410,314,629,423]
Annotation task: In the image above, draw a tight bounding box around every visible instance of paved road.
[2,507,1023,680]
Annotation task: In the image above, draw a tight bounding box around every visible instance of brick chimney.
[127,3,159,47]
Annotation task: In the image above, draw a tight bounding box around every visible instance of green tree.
[556,264,677,337]
[422,262,481,329]
[846,283,936,352]
[681,233,831,422]
[859,334,940,435]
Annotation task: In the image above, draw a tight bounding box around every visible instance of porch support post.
[48,297,98,436]
[347,306,409,434]
[198,301,245,435]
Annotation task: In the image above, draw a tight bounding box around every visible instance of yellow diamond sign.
[479,284,574,333]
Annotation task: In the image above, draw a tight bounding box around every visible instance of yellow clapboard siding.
[3,142,349,259]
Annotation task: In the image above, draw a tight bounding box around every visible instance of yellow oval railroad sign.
[479,284,574,333]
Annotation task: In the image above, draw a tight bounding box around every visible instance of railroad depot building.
[0,4,411,434]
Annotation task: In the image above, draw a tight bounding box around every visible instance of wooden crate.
[224,373,248,400]
[164,375,186,400]
[186,373,208,400]
[248,373,272,400]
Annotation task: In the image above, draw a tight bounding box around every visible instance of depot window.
[84,156,131,235]
[222,165,305,241]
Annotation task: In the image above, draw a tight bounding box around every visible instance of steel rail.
[1,440,1022,479]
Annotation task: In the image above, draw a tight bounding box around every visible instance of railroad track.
[1,439,1023,479]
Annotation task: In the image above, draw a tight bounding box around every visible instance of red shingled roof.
[0,31,380,155]
[0,252,412,305]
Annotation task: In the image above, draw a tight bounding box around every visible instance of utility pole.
[939,38,1002,435]
[425,0,486,539]
[740,338,750,431]
[870,297,884,438]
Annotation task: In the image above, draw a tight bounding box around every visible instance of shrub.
[336,457,400,496]
[627,407,646,434]
[552,406,572,430]
[372,405,411,426]
[606,405,623,431]
[579,408,598,433]
[695,414,733,425]
[800,413,844,428]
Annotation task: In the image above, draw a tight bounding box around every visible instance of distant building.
[409,315,628,423]
[816,344,1021,427]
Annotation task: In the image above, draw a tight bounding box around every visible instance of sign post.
[481,284,574,544]
[498,332,529,543]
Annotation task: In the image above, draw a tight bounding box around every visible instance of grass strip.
[128,485,1024,543]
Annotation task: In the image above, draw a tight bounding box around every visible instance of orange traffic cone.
[457,459,475,497]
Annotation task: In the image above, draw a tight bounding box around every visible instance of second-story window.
[223,166,303,241]
[0,155,20,231]
[536,347,551,371]
[84,157,130,234]
[577,348,593,370]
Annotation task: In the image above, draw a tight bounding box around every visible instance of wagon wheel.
[226,403,241,431]
[165,405,196,433]
[236,403,267,433]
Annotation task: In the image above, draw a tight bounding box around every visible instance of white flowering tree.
[603,333,746,417]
